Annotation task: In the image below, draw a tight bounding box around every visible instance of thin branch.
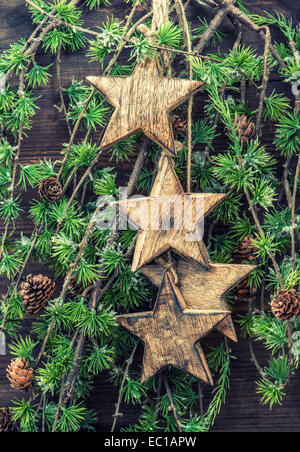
[175,0,194,192]
[255,26,271,135]
[111,341,139,432]
[56,43,72,137]
[291,155,300,269]
[164,374,182,432]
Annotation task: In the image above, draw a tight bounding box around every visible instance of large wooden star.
[116,155,226,271]
[141,257,256,342]
[86,58,203,155]
[118,271,230,384]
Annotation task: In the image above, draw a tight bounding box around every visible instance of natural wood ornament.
[118,270,230,384]
[117,155,226,271]
[141,257,256,342]
[86,58,203,156]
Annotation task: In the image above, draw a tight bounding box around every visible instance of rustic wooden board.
[0,0,299,432]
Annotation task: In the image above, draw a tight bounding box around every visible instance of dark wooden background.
[0,0,300,432]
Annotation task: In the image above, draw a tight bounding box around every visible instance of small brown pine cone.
[234,277,257,302]
[20,274,55,314]
[6,358,34,392]
[271,289,300,321]
[172,115,187,139]
[232,115,255,143]
[0,408,16,432]
[68,277,85,297]
[38,177,62,202]
[234,235,258,260]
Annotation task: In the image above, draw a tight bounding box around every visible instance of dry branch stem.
[194,0,235,54]
[164,374,182,432]
[255,26,271,135]
[291,155,300,269]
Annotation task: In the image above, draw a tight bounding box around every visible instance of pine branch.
[55,44,72,137]
[291,155,300,269]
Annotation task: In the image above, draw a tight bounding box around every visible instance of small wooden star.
[141,257,256,342]
[86,58,203,156]
[118,270,230,384]
[116,155,226,271]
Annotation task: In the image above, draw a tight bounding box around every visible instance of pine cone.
[6,358,33,392]
[234,235,258,260]
[271,289,300,321]
[234,277,257,302]
[172,115,187,139]
[20,274,55,314]
[233,115,255,143]
[38,177,62,202]
[0,408,15,432]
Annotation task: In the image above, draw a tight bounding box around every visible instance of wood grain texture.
[118,270,230,384]
[141,257,256,342]
[117,154,226,271]
[86,57,203,155]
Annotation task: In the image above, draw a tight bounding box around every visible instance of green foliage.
[252,232,280,263]
[75,304,117,338]
[251,314,287,354]
[9,336,38,361]
[110,136,136,162]
[0,252,23,279]
[256,377,285,409]
[0,139,15,166]
[263,90,290,121]
[56,403,87,432]
[99,244,126,276]
[0,197,22,222]
[84,0,111,9]
[82,345,114,374]
[12,400,38,432]
[0,40,30,74]
[18,164,41,189]
[129,34,156,61]
[87,18,124,66]
[2,0,299,433]
[67,95,110,131]
[193,17,225,46]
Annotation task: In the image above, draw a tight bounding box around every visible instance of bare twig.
[164,374,182,432]
[255,26,271,135]
[291,155,300,269]
[111,341,139,432]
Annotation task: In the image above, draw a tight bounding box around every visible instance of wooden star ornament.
[141,257,256,342]
[116,155,226,271]
[118,270,230,384]
[86,58,203,156]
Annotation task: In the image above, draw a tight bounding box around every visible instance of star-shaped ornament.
[141,257,256,342]
[118,270,230,384]
[116,155,226,271]
[86,58,203,156]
